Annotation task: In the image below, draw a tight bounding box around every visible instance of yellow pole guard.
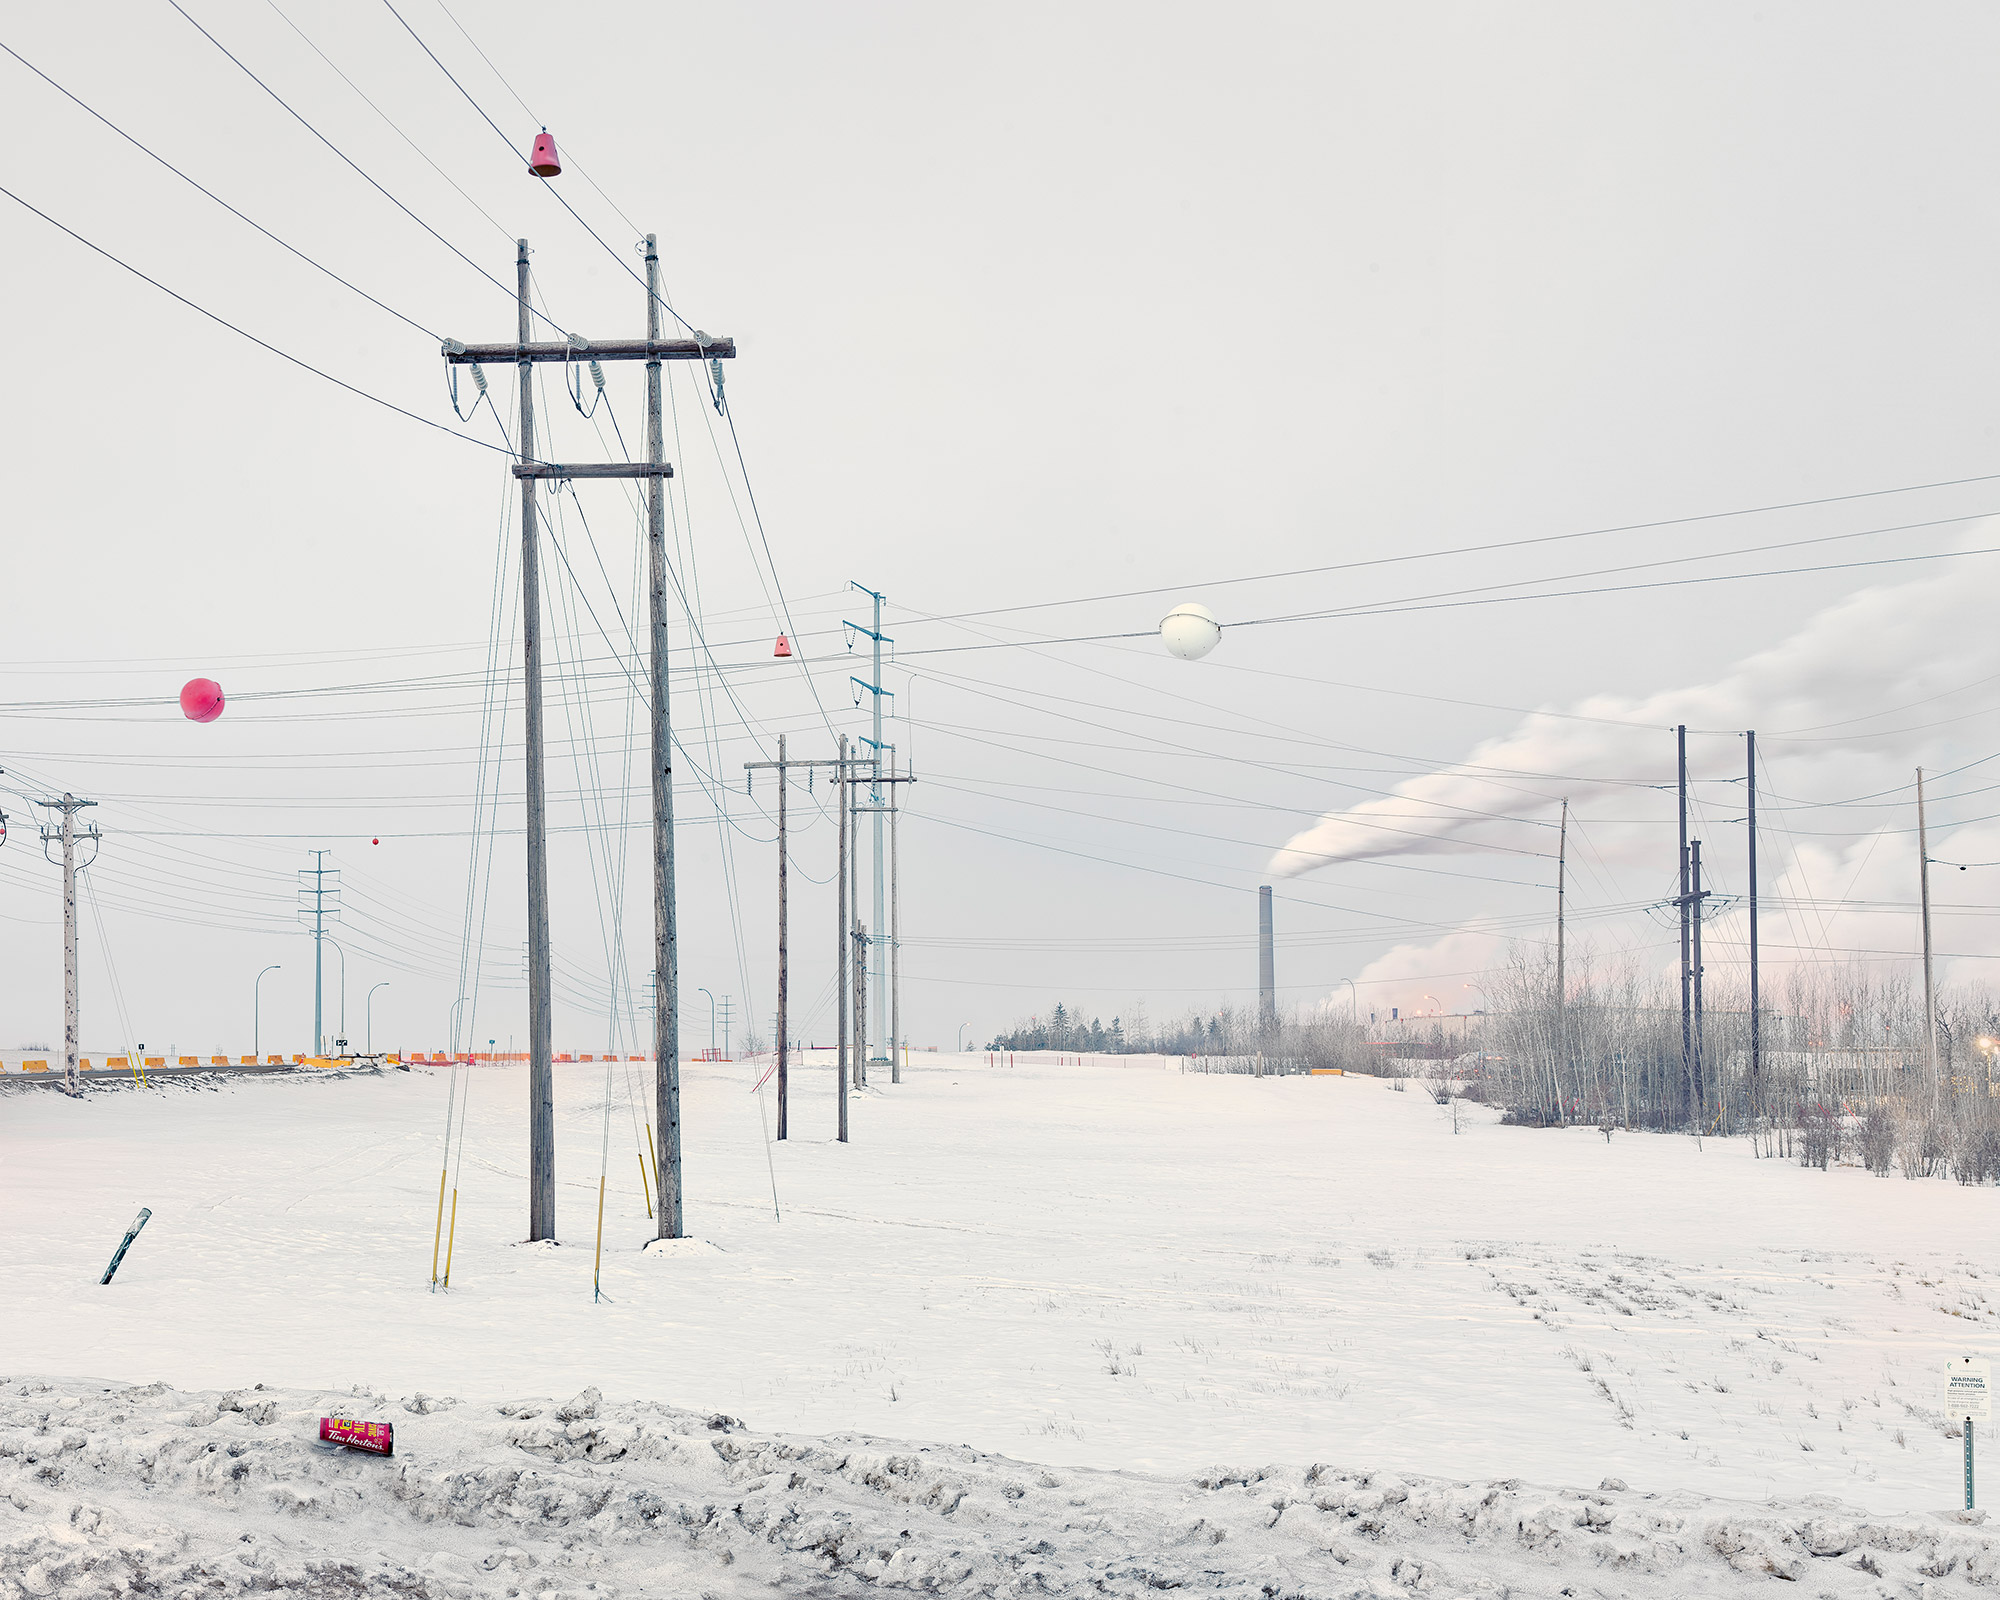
[592,1173,607,1300]
[430,1168,448,1287]
[645,1120,661,1192]
[442,1188,459,1288]
[635,1148,654,1218]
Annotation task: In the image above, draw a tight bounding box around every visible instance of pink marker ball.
[180,678,225,723]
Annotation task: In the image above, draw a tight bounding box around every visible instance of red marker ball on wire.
[179,679,224,722]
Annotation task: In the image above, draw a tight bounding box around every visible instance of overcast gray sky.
[6,1,2000,1060]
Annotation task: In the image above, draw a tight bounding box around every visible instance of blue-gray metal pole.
[309,851,327,1056]
[255,964,279,1060]
[870,588,887,1063]
[699,987,716,1056]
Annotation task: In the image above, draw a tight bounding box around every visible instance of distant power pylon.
[39,793,99,1095]
[297,850,341,1056]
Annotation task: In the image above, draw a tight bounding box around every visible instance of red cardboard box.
[319,1416,394,1455]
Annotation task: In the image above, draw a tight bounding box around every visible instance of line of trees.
[1459,946,2000,1182]
[987,1000,1373,1069]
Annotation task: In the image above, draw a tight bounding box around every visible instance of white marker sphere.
[1159,601,1221,661]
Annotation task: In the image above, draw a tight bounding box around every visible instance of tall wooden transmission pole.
[837,735,850,1142]
[775,733,788,1133]
[1677,725,1692,1122]
[1556,797,1567,1095]
[1258,885,1275,1045]
[443,238,732,1241]
[745,742,879,1135]
[1919,765,1937,1097]
[1691,837,1707,1118]
[1747,730,1761,1120]
[643,234,685,1240]
[515,239,557,1242]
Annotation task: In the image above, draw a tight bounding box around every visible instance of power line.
[0,37,439,339]
[0,181,521,459]
[164,0,570,336]
[262,0,516,245]
[378,0,700,338]
[895,468,2000,628]
[884,539,2000,656]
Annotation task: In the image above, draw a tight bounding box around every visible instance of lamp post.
[957,1021,971,1053]
[254,964,280,1059]
[449,996,467,1056]
[1463,983,1490,1066]
[1339,978,1358,1023]
[322,937,348,1051]
[698,987,716,1057]
[367,982,390,1055]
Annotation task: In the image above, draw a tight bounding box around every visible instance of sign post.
[1948,1358,1991,1510]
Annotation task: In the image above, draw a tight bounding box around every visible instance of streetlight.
[1463,983,1490,1064]
[697,987,716,1056]
[448,996,467,1056]
[254,964,280,1059]
[1339,978,1358,1023]
[957,1021,972,1052]
[323,936,348,1051]
[367,982,390,1055]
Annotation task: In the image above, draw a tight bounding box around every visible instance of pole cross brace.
[513,463,676,479]
[445,337,735,364]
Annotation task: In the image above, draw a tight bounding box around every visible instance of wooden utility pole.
[1690,837,1708,1118]
[852,775,867,1089]
[1677,725,1692,1122]
[442,239,733,1242]
[643,234,685,1240]
[1258,884,1275,1046]
[1919,765,1938,1097]
[1556,797,1567,1094]
[837,735,850,1142]
[1747,730,1761,1119]
[39,794,97,1095]
[516,239,557,1241]
[775,733,788,1133]
[854,916,868,1077]
[746,741,878,1136]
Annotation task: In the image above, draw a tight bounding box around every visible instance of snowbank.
[5,1375,1995,1597]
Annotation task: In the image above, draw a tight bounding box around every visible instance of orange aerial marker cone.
[528,130,561,177]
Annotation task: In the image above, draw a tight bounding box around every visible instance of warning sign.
[1947,1359,1991,1421]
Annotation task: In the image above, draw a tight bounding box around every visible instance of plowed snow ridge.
[4,1377,1996,1597]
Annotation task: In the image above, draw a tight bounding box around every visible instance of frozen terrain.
[4,1055,1998,1593]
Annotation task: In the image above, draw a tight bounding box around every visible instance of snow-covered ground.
[4,1055,1998,1594]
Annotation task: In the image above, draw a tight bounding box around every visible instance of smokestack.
[1259,885,1275,1041]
